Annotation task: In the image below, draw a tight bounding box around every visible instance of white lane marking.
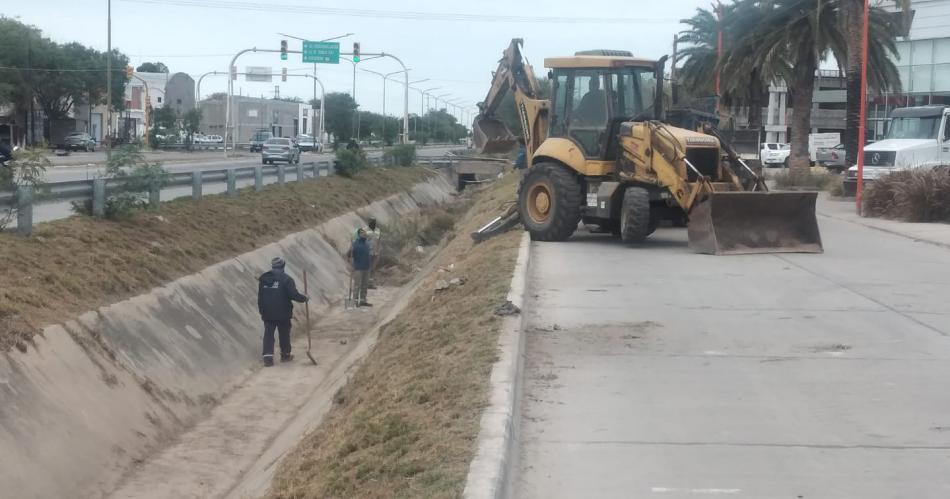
[651,487,742,494]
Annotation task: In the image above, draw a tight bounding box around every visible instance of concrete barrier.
[0,173,455,499]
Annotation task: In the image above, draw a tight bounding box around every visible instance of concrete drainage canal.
[0,173,459,499]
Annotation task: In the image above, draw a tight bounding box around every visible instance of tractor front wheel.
[519,162,582,242]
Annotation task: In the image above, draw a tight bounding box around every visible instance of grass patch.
[863,167,950,222]
[0,167,432,351]
[266,173,522,499]
[773,168,840,190]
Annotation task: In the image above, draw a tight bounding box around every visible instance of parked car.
[249,131,272,152]
[64,132,96,152]
[261,137,301,164]
[760,142,790,168]
[296,134,317,152]
[816,143,847,172]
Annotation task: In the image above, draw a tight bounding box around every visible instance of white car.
[760,142,791,168]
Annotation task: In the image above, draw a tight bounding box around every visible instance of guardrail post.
[15,186,33,236]
[254,166,263,192]
[226,169,237,197]
[192,171,202,200]
[277,164,286,186]
[319,161,330,177]
[148,185,160,209]
[296,163,305,182]
[92,179,106,218]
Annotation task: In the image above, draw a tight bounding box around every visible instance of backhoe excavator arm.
[473,39,550,161]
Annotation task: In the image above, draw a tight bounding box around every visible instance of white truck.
[844,105,950,196]
[761,133,841,168]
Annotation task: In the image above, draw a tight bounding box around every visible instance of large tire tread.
[519,163,583,242]
[620,186,651,244]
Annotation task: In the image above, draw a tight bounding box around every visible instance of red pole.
[856,0,870,215]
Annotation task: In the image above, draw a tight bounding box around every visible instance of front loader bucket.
[472,115,517,154]
[688,191,823,255]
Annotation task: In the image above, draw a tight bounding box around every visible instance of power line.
[118,0,679,24]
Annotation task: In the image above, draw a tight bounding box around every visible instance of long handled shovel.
[303,270,317,366]
[345,270,355,310]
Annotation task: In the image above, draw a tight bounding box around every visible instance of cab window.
[568,71,607,157]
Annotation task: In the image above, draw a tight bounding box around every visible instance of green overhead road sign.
[302,41,340,64]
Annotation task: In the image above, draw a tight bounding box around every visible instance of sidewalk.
[817,194,950,249]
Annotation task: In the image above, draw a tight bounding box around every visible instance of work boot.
[281,353,294,363]
[360,301,373,307]
[263,356,274,367]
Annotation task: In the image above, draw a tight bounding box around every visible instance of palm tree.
[722,0,900,175]
[676,5,768,128]
[842,0,907,167]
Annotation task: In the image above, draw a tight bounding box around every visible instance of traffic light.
[352,42,360,63]
[280,39,288,61]
[125,65,134,79]
[230,65,237,81]
[282,67,287,82]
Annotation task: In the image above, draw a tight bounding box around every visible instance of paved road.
[514,209,950,498]
[42,146,457,182]
[28,146,456,223]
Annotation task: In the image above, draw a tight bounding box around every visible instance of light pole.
[106,0,112,160]
[419,87,440,140]
[360,68,409,144]
[408,79,429,139]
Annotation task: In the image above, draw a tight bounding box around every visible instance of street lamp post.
[419,87,440,140]
[360,68,409,144]
[106,0,112,160]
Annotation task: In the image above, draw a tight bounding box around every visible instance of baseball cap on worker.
[271,257,286,269]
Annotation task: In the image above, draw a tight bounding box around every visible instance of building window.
[912,40,934,66]
[935,39,950,64]
[896,41,911,65]
[157,97,162,104]
[935,64,950,93]
[912,65,932,93]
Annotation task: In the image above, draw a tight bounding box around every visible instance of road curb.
[462,231,531,499]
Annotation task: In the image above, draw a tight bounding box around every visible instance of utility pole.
[671,34,679,105]
[106,0,112,159]
[856,0,870,215]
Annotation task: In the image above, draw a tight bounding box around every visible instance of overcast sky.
[4,0,714,119]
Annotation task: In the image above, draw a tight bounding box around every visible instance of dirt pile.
[0,168,431,351]
[266,174,521,498]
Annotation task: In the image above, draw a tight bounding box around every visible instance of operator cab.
[545,53,661,161]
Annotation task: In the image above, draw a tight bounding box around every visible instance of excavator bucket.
[472,115,517,154]
[687,191,823,255]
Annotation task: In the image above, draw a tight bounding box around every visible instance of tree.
[323,92,358,143]
[182,108,201,146]
[136,61,169,73]
[721,0,900,175]
[677,4,768,128]
[149,106,178,148]
[0,17,130,142]
[841,0,905,167]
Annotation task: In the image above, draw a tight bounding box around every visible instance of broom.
[303,270,317,366]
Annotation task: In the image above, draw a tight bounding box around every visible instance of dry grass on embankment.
[0,167,431,352]
[267,174,521,499]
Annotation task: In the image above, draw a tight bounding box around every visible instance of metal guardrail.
[2,153,477,236]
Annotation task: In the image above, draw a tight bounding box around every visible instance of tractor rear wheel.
[519,162,582,241]
[620,186,652,244]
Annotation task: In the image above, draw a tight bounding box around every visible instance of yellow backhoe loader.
[473,39,822,255]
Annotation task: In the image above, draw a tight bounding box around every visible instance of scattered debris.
[434,279,450,291]
[155,215,168,223]
[415,246,425,254]
[339,339,348,345]
[449,277,466,287]
[494,300,521,316]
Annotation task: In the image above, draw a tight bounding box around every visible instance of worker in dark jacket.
[258,257,308,366]
[349,228,372,307]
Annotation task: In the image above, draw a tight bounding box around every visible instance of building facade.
[199,96,312,145]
